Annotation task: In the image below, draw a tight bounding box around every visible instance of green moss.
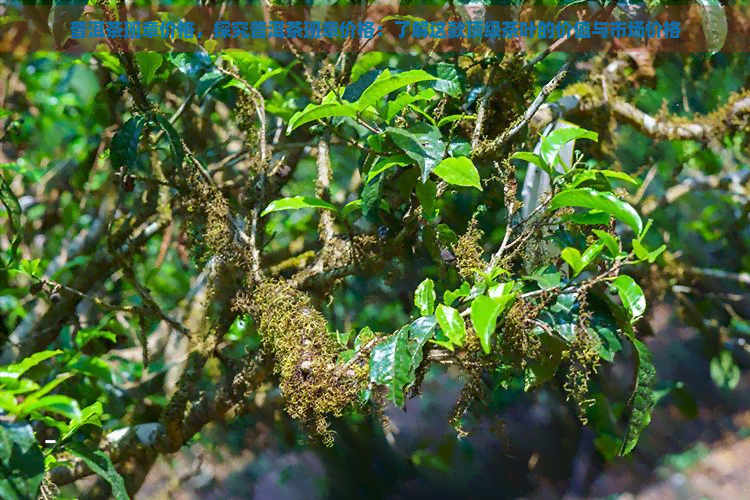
[247,279,368,444]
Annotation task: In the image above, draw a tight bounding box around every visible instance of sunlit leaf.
[611,275,646,322]
[435,304,466,348]
[540,127,598,172]
[550,188,643,234]
[432,157,482,190]
[470,294,515,354]
[135,52,163,87]
[370,327,411,407]
[261,196,339,216]
[414,278,436,316]
[287,103,359,133]
[356,69,438,111]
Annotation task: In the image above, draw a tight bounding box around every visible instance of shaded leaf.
[110,115,150,172]
[387,124,445,183]
[619,337,657,456]
[366,154,411,183]
[0,173,22,265]
[152,115,185,170]
[415,179,438,221]
[0,421,45,500]
[67,443,130,500]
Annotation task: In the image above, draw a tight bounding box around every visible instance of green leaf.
[537,293,578,342]
[560,210,611,226]
[48,0,85,47]
[529,265,562,290]
[261,196,339,216]
[59,402,103,445]
[424,63,464,97]
[431,157,482,190]
[286,102,359,133]
[696,0,728,54]
[0,421,45,500]
[435,304,466,348]
[406,316,438,391]
[75,326,117,349]
[524,332,565,391]
[366,154,412,183]
[618,338,657,456]
[17,394,79,420]
[470,295,514,354]
[509,151,552,177]
[438,114,475,127]
[414,278,436,316]
[0,173,22,265]
[448,140,472,158]
[67,443,130,500]
[582,241,605,267]
[586,294,623,362]
[385,89,436,122]
[561,247,584,276]
[135,52,163,87]
[67,355,114,384]
[370,327,411,407]
[592,229,619,258]
[343,69,384,103]
[569,169,638,188]
[540,127,598,172]
[611,275,646,323]
[387,124,445,183]
[110,115,150,172]
[356,69,438,111]
[550,188,643,234]
[633,240,666,264]
[341,200,362,218]
[444,282,471,305]
[710,349,741,391]
[415,179,438,221]
[0,351,63,379]
[152,115,185,170]
[167,52,213,79]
